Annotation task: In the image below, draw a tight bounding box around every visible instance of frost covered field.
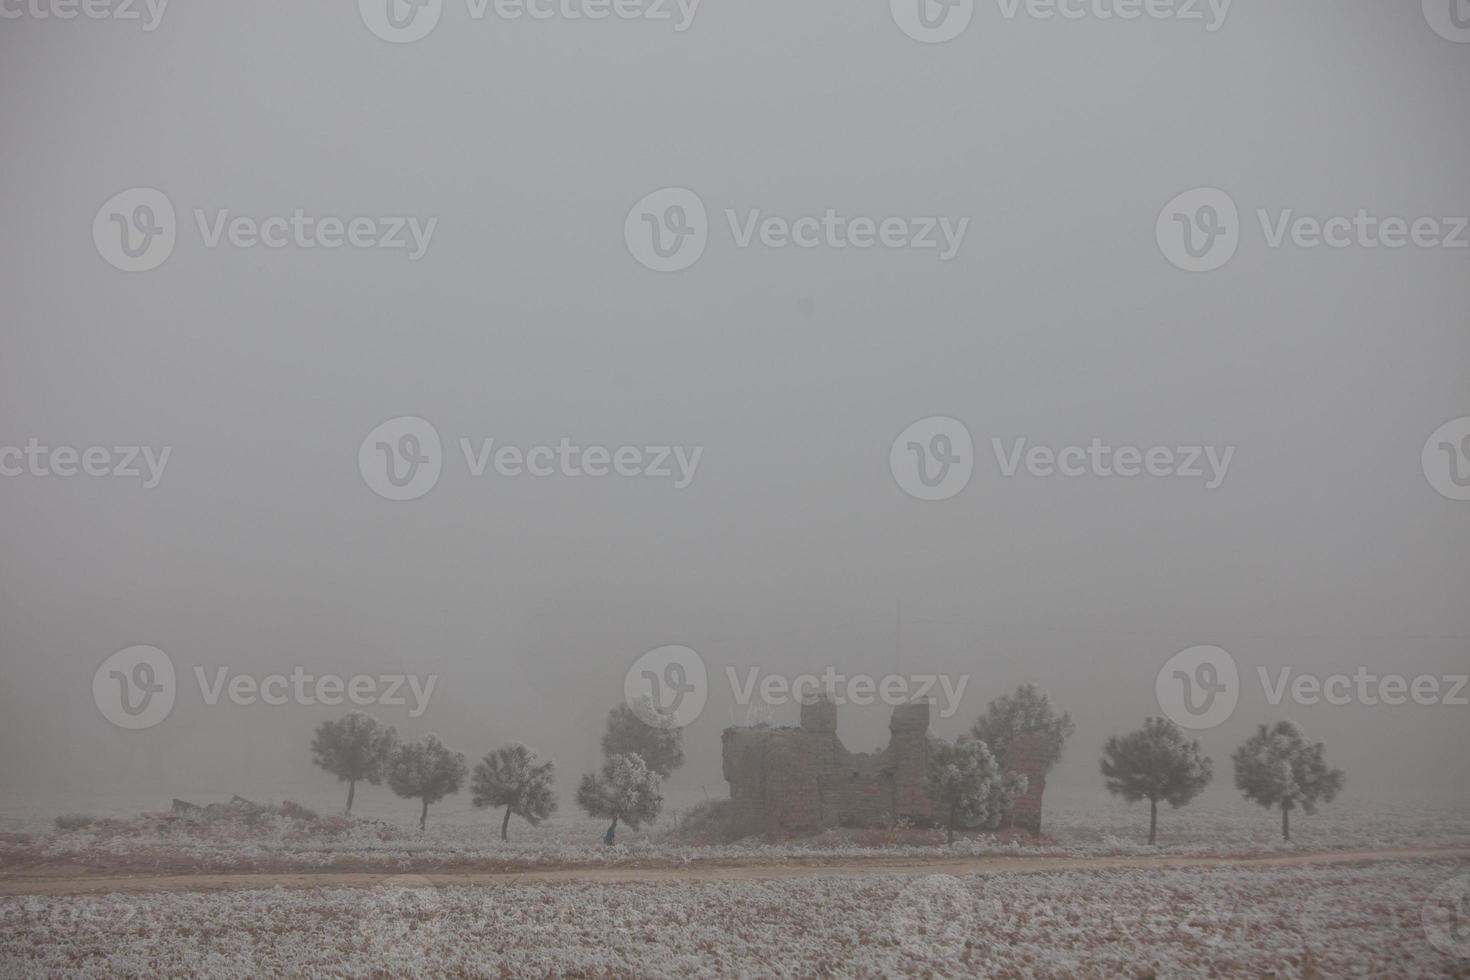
[3,860,1469,978]
[4,797,1468,977]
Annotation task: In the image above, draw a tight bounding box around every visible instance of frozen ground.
[4,796,1469,876]
[3,859,1468,978]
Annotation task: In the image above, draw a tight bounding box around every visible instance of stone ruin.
[721,696,1050,839]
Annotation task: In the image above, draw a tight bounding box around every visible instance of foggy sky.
[1,0,1467,822]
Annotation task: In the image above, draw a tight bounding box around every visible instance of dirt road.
[2,847,1467,897]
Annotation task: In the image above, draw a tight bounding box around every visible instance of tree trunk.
[947,803,957,845]
[1281,804,1290,841]
[419,798,428,831]
[604,815,619,846]
[1148,798,1158,845]
[501,807,512,842]
[345,780,356,815]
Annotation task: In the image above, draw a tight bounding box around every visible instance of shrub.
[53,814,95,832]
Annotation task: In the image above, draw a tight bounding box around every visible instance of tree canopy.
[1232,721,1344,840]
[601,698,685,778]
[471,743,557,841]
[925,738,1029,843]
[1100,717,1213,844]
[310,712,397,814]
[970,684,1075,774]
[576,752,663,844]
[387,734,468,829]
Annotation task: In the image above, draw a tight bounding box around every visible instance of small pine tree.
[970,685,1076,775]
[471,743,558,841]
[576,752,662,845]
[601,697,686,778]
[1100,717,1214,844]
[310,712,397,814]
[387,734,468,830]
[924,738,1028,844]
[1232,721,1344,841]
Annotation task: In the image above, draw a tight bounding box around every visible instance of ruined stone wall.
[815,742,895,830]
[721,699,899,838]
[1001,730,1049,834]
[722,698,1051,840]
[888,703,933,825]
[722,699,933,838]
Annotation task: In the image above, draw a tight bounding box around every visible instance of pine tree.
[310,712,397,814]
[1100,717,1213,844]
[601,697,685,778]
[387,734,468,830]
[970,685,1075,774]
[471,743,557,841]
[576,753,662,845]
[1232,721,1344,841]
[925,738,1029,844]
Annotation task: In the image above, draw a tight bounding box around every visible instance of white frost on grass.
[2,860,1467,978]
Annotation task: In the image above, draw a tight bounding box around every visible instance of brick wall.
[1000,730,1049,834]
[722,699,1050,839]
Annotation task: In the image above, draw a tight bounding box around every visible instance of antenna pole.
[895,598,902,671]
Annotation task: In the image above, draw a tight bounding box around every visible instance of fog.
[1,0,1467,831]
